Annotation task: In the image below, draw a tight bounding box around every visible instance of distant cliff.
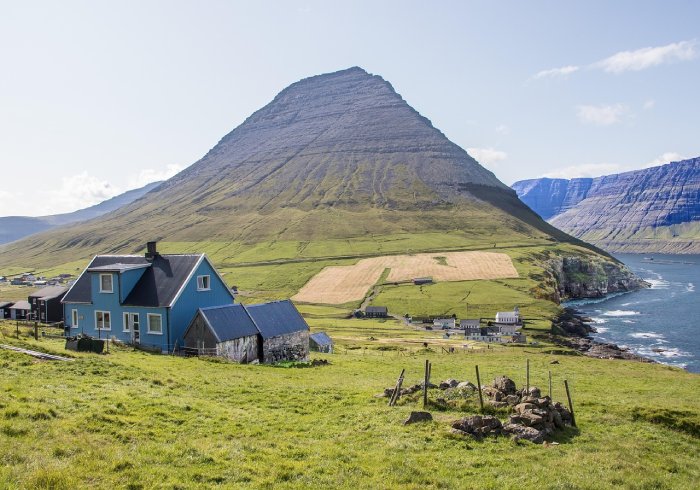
[512,158,700,253]
[0,181,161,245]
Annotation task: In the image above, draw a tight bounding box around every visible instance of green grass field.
[0,319,698,489]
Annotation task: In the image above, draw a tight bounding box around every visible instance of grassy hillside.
[1,320,698,489]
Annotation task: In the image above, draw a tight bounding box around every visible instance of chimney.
[145,241,158,259]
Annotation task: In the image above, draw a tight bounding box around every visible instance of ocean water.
[564,253,699,373]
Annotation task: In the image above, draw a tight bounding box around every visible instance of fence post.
[526,358,530,393]
[475,364,484,412]
[34,322,38,341]
[564,379,577,428]
[423,359,429,408]
[548,370,552,398]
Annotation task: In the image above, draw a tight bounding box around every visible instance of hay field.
[292,251,518,304]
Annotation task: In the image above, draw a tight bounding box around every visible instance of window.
[99,274,113,293]
[123,313,139,332]
[196,275,210,291]
[71,309,79,328]
[147,314,162,335]
[95,311,111,330]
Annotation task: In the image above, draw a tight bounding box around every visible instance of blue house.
[61,242,235,352]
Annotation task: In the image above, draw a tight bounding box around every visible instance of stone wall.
[263,330,309,363]
[217,335,259,363]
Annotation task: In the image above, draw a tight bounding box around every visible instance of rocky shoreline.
[549,307,655,363]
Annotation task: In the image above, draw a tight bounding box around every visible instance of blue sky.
[1,1,698,215]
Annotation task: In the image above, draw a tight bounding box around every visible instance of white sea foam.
[622,320,635,324]
[644,278,670,289]
[590,317,607,324]
[602,310,640,317]
[629,332,664,340]
[595,327,609,334]
[687,282,695,292]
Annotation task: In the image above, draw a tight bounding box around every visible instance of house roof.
[245,300,309,340]
[199,304,259,342]
[460,319,480,327]
[310,332,333,346]
[189,300,309,343]
[63,254,205,307]
[10,300,30,310]
[29,285,67,301]
[0,301,14,308]
[88,263,152,273]
[365,306,388,313]
[496,311,519,316]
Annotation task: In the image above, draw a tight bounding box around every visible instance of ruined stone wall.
[263,330,309,363]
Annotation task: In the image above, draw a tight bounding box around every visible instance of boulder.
[488,400,509,409]
[492,376,517,395]
[456,381,476,390]
[439,379,459,390]
[527,387,542,398]
[503,423,546,443]
[505,394,520,406]
[481,386,503,401]
[451,415,502,439]
[514,403,537,413]
[404,411,433,425]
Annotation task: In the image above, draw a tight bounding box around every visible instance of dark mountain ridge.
[2,67,594,267]
[512,157,700,253]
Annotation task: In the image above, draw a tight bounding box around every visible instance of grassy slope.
[1,322,698,489]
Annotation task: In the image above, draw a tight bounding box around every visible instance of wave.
[595,327,609,334]
[590,317,607,324]
[603,310,640,317]
[622,320,636,324]
[687,283,695,292]
[629,332,664,340]
[562,292,630,307]
[644,278,670,289]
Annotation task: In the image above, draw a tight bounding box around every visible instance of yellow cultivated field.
[292,251,518,304]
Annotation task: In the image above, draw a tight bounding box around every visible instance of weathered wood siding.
[183,315,218,349]
[216,335,259,363]
[262,330,309,363]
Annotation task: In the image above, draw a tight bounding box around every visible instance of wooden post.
[548,370,552,398]
[526,358,530,393]
[564,379,576,427]
[34,322,38,341]
[389,368,405,406]
[423,359,429,408]
[475,364,484,412]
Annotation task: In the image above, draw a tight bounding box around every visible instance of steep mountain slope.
[512,158,700,253]
[2,67,592,269]
[0,181,161,245]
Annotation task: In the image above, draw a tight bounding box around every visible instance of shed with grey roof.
[9,300,30,320]
[309,332,333,353]
[0,301,14,319]
[183,300,309,363]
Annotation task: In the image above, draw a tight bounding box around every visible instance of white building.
[495,306,520,325]
[434,318,456,329]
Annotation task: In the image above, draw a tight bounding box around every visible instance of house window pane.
[123,313,130,332]
[100,274,113,293]
[96,311,111,330]
[148,314,162,334]
[72,309,79,328]
[197,275,210,291]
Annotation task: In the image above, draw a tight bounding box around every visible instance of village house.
[61,242,235,352]
[29,285,67,323]
[0,301,14,319]
[309,332,333,353]
[434,317,456,329]
[183,300,309,363]
[9,300,30,320]
[365,306,388,318]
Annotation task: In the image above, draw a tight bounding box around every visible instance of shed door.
[129,313,140,344]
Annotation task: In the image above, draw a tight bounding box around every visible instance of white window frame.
[71,309,79,328]
[123,312,139,333]
[99,274,113,293]
[95,310,111,331]
[196,275,211,291]
[147,313,163,335]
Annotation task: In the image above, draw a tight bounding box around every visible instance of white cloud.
[576,104,627,126]
[595,40,696,74]
[644,152,685,168]
[495,124,510,135]
[643,99,656,110]
[531,40,696,80]
[532,65,580,80]
[542,163,624,179]
[467,147,508,167]
[128,163,185,189]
